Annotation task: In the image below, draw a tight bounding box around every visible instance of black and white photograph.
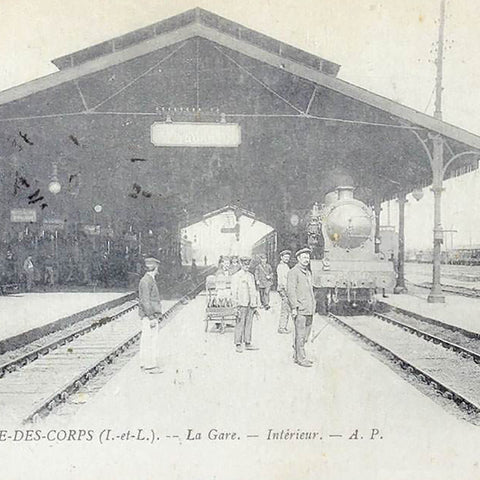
[0,0,480,478]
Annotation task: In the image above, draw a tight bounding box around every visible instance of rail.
[24,274,210,423]
[328,311,480,417]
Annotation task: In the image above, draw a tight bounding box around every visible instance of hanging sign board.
[43,218,65,231]
[151,122,241,147]
[10,208,37,223]
[83,225,101,236]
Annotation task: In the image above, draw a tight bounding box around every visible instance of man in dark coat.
[138,257,163,373]
[254,254,273,310]
[287,247,316,367]
[276,249,292,334]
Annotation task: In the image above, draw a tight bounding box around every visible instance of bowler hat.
[295,247,312,257]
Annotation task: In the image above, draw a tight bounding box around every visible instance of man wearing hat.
[231,256,259,353]
[287,247,316,367]
[276,249,292,334]
[254,254,273,310]
[138,257,163,373]
[228,255,241,276]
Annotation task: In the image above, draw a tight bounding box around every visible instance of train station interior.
[1,6,480,480]
[1,7,480,291]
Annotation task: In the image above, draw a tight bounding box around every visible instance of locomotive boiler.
[310,186,395,310]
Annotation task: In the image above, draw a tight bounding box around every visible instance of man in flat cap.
[254,254,273,310]
[228,255,241,276]
[276,249,292,334]
[287,247,316,367]
[138,257,163,373]
[231,256,259,353]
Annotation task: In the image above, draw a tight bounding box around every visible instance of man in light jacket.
[23,255,35,291]
[138,257,163,373]
[287,247,316,367]
[231,256,259,353]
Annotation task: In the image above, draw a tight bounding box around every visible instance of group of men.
[228,248,316,367]
[137,246,318,374]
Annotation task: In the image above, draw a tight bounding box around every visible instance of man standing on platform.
[231,256,259,353]
[287,247,316,367]
[276,249,291,334]
[254,254,273,310]
[191,258,198,284]
[138,257,163,373]
[23,255,35,292]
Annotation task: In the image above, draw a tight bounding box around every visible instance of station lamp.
[48,163,61,194]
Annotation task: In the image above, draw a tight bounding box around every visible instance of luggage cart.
[204,274,237,333]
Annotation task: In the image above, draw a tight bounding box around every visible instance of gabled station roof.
[52,8,341,77]
[0,8,479,149]
[0,8,479,232]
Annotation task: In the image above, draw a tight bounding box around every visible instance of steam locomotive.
[252,186,396,311]
[310,186,395,311]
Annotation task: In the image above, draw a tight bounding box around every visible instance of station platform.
[0,292,127,346]
[30,292,480,480]
[382,290,480,335]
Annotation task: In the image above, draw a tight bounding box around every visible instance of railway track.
[328,308,480,420]
[0,277,208,424]
[0,301,138,379]
[408,280,480,298]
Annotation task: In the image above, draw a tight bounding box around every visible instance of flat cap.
[239,256,251,263]
[279,249,291,256]
[145,257,161,266]
[295,247,312,257]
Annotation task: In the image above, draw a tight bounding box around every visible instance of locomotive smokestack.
[324,191,337,207]
[336,186,354,200]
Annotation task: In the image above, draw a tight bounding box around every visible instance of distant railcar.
[446,247,480,266]
[251,230,277,269]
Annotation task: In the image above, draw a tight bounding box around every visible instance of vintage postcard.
[0,0,479,479]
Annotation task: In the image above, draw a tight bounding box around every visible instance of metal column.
[428,135,445,303]
[394,191,407,294]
